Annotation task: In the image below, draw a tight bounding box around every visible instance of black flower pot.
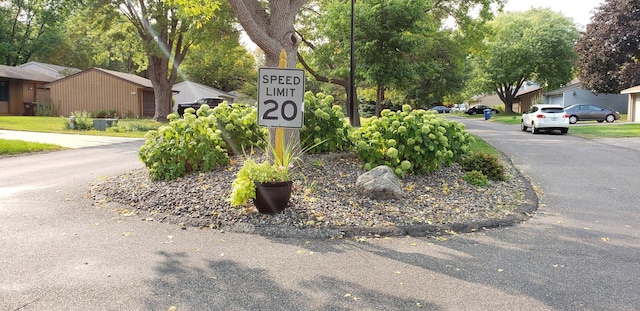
[254,181,293,214]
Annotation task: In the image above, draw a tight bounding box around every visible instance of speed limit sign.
[257,67,305,128]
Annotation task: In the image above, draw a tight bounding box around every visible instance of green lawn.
[0,116,161,138]
[0,139,66,156]
[568,123,640,139]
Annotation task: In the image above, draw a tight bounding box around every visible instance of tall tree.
[50,7,147,72]
[0,0,72,65]
[575,0,640,94]
[98,0,221,121]
[297,0,500,119]
[180,2,256,93]
[468,8,579,112]
[228,0,306,68]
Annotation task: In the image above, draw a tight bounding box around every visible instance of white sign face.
[257,67,305,128]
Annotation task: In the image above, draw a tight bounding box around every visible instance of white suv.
[521,104,569,134]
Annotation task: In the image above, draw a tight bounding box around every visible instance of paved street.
[1,125,639,310]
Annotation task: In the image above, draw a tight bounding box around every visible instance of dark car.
[465,105,500,115]
[177,98,223,116]
[430,106,451,113]
[563,104,621,124]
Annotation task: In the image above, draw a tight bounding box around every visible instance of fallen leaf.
[497,269,504,272]
[601,237,610,242]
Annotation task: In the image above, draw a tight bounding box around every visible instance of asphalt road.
[1,124,639,311]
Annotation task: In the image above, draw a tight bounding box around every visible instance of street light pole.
[349,0,357,126]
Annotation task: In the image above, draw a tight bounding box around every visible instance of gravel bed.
[90,151,537,239]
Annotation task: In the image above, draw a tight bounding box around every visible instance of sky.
[502,0,605,29]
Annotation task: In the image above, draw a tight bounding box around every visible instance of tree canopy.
[105,0,221,121]
[575,0,640,94]
[468,8,579,112]
[297,0,501,118]
[0,0,74,65]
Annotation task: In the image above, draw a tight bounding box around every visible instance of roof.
[620,85,640,94]
[544,79,581,96]
[17,61,81,78]
[0,64,56,82]
[515,85,542,97]
[43,67,154,89]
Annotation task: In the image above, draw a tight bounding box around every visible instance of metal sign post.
[257,50,305,162]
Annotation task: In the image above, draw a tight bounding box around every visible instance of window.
[0,81,8,101]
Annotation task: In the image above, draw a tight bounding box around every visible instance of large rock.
[356,165,402,200]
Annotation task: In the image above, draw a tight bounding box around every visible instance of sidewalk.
[0,129,144,149]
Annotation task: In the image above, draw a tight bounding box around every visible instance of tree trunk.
[229,0,308,155]
[375,84,384,117]
[147,56,174,121]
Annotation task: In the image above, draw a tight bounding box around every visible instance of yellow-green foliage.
[352,105,475,177]
[300,91,353,153]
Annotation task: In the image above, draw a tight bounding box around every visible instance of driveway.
[1,126,639,310]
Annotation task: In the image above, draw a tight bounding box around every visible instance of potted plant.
[229,138,302,214]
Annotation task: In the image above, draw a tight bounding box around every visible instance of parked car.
[177,98,223,116]
[521,104,569,134]
[563,104,621,124]
[430,106,451,113]
[465,105,500,115]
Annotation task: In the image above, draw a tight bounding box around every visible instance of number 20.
[262,99,298,121]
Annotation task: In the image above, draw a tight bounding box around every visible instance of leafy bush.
[106,120,161,133]
[138,107,230,181]
[35,103,58,116]
[65,110,93,130]
[301,91,353,153]
[460,152,507,181]
[208,103,267,155]
[94,110,107,118]
[352,105,474,177]
[463,170,489,186]
[107,109,118,118]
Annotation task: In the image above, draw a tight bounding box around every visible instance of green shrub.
[207,102,267,155]
[301,91,353,153]
[94,110,107,118]
[65,111,93,130]
[352,105,474,177]
[463,170,489,186]
[460,152,507,181]
[107,109,118,118]
[106,120,162,133]
[138,107,230,181]
[35,103,58,116]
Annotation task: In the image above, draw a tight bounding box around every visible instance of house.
[543,80,628,113]
[17,61,81,79]
[513,85,543,113]
[469,84,543,113]
[43,68,160,118]
[172,81,237,109]
[620,85,640,122]
[0,64,56,115]
[468,93,503,107]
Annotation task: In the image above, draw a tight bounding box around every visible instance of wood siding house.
[620,85,640,122]
[0,65,56,115]
[543,80,628,113]
[43,68,158,118]
[512,86,543,113]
